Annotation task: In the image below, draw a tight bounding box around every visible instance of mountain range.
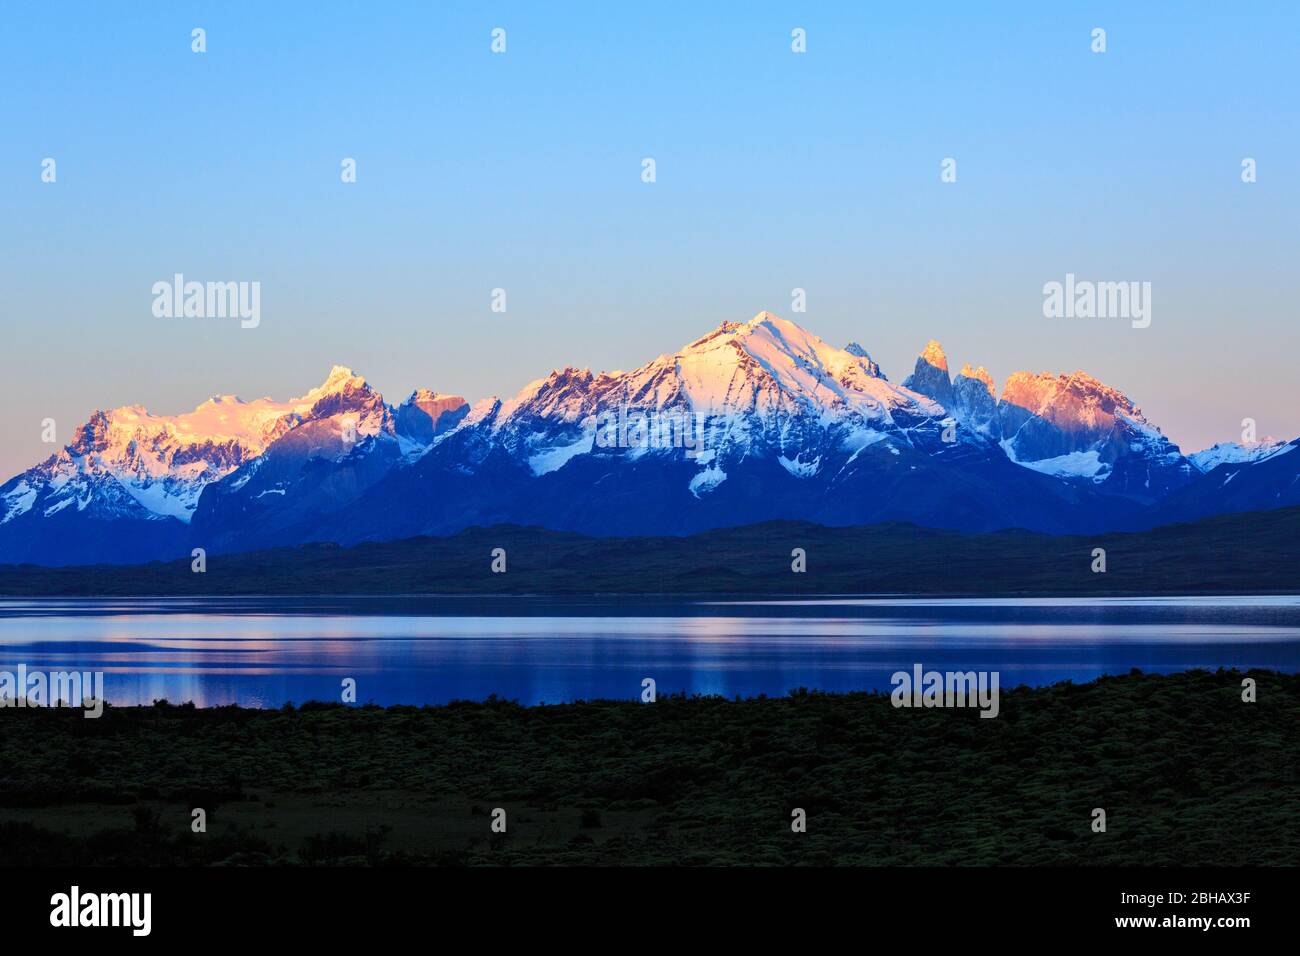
[2,311,1296,566]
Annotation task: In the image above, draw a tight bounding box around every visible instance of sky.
[2,1,1298,477]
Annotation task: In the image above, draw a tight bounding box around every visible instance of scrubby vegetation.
[1,669,1296,866]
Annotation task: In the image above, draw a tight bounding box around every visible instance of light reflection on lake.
[1,595,1298,708]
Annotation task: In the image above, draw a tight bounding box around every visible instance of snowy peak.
[300,365,366,400]
[2,393,305,527]
[67,410,113,455]
[240,367,400,477]
[0,365,399,529]
[884,341,1193,493]
[493,311,909,429]
[62,393,306,469]
[844,342,885,379]
[3,312,1292,564]
[700,311,902,413]
[477,312,953,488]
[995,369,1187,492]
[295,366,382,419]
[1189,438,1290,473]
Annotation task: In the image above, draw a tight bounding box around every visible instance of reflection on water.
[1,596,1299,707]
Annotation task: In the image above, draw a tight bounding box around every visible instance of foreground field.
[1,670,1296,866]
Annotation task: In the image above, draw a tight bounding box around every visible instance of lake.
[2,595,1299,708]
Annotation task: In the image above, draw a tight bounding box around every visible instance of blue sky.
[2,1,1298,476]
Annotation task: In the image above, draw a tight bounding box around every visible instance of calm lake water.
[1,595,1298,708]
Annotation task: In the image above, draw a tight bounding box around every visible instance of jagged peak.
[1003,368,1119,398]
[918,340,948,372]
[842,342,886,379]
[1000,368,1154,433]
[301,365,367,396]
[957,363,994,393]
[403,387,463,405]
[1064,369,1107,388]
[289,367,379,417]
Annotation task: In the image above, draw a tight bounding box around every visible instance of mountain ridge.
[2,312,1294,564]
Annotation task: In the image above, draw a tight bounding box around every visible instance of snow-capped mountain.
[189,370,472,555]
[2,396,295,523]
[0,311,1293,565]
[1188,438,1289,473]
[313,315,1155,546]
[0,389,308,564]
[1150,437,1300,527]
[994,370,1191,498]
[0,367,462,564]
[888,339,1192,498]
[951,364,999,436]
[472,312,959,479]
